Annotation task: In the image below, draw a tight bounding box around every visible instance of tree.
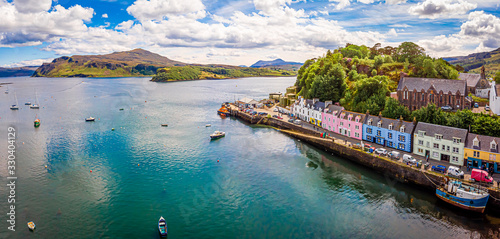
[446,109,475,130]
[374,55,384,69]
[371,69,377,76]
[471,114,500,137]
[411,103,447,125]
[384,55,393,63]
[382,97,411,120]
[344,75,390,115]
[395,42,426,64]
[309,63,347,102]
[495,71,500,84]
[422,59,437,78]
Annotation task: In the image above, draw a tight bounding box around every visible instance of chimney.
[313,98,319,104]
[378,111,382,120]
[325,101,332,108]
[365,110,370,118]
[399,115,403,123]
[413,117,417,125]
[481,66,486,79]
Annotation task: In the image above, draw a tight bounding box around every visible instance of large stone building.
[459,68,490,98]
[397,77,467,111]
[413,122,468,166]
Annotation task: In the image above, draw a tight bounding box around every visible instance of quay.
[227,104,500,215]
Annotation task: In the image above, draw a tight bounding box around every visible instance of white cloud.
[408,0,477,19]
[329,0,351,10]
[385,0,407,4]
[3,57,54,67]
[13,0,52,13]
[126,0,205,21]
[389,23,411,28]
[102,13,108,18]
[387,28,398,37]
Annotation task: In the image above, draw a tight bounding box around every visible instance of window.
[433,143,439,149]
[367,128,372,134]
[452,156,459,162]
[490,154,496,161]
[355,125,359,130]
[388,133,393,139]
[473,138,479,147]
[418,148,424,153]
[367,136,372,141]
[399,135,405,142]
[355,132,359,138]
[435,135,443,140]
[491,141,497,151]
[452,147,459,153]
[377,130,381,136]
[404,90,408,100]
[368,119,372,126]
[474,151,480,157]
[453,138,461,144]
[418,131,425,137]
[418,140,423,145]
[340,122,343,126]
[398,143,405,150]
[447,146,450,152]
[422,93,425,101]
[377,121,382,128]
[442,145,445,150]
[388,142,393,147]
[400,126,405,133]
[432,151,439,158]
[389,124,393,130]
[426,142,430,148]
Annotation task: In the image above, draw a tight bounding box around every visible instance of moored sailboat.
[10,92,19,110]
[30,90,40,109]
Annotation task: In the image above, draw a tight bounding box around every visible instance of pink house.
[321,104,344,133]
[337,110,365,140]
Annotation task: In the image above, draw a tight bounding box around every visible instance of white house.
[291,97,328,126]
[490,82,500,115]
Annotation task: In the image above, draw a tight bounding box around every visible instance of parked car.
[431,165,447,174]
[294,119,301,125]
[258,112,268,116]
[272,115,278,118]
[389,151,400,160]
[277,116,283,120]
[273,108,279,112]
[403,154,417,165]
[447,166,464,179]
[441,105,453,111]
[486,105,490,111]
[374,148,388,156]
[474,103,479,108]
[288,119,294,123]
[471,169,493,183]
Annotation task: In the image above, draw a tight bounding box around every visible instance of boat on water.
[85,117,95,122]
[34,118,40,128]
[206,124,211,127]
[158,216,167,237]
[25,102,31,105]
[210,131,225,140]
[28,221,35,230]
[10,92,19,110]
[161,124,168,127]
[217,106,230,116]
[436,178,489,213]
[30,89,40,109]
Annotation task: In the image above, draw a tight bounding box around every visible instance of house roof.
[414,122,468,141]
[238,97,259,104]
[397,77,466,95]
[313,101,325,111]
[364,115,415,132]
[459,73,481,88]
[339,110,365,122]
[465,133,499,151]
[325,105,344,116]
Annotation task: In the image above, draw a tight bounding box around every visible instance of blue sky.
[0,0,499,67]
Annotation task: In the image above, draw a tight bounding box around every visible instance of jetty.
[227,104,500,215]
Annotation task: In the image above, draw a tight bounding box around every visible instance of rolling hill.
[0,66,39,77]
[444,48,500,77]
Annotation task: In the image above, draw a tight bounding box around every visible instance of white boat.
[10,92,19,110]
[85,117,95,122]
[30,89,40,109]
[206,124,211,127]
[210,131,225,140]
[28,221,35,230]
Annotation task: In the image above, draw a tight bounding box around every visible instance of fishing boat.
[161,124,168,127]
[27,221,35,230]
[25,102,31,105]
[34,118,40,128]
[85,117,95,122]
[119,108,124,111]
[206,124,211,127]
[4,86,8,94]
[30,89,40,109]
[10,92,19,110]
[210,131,225,140]
[436,178,489,213]
[217,106,230,116]
[158,216,167,237]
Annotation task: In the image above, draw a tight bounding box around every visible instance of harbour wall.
[230,109,500,215]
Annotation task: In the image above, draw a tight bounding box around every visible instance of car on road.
[288,119,294,123]
[374,148,388,156]
[474,103,479,108]
[277,115,283,120]
[273,108,278,112]
[441,105,453,111]
[447,166,464,179]
[402,154,417,165]
[272,115,278,118]
[294,119,301,125]
[486,105,490,111]
[471,169,493,183]
[258,112,268,116]
[389,151,400,160]
[431,165,447,174]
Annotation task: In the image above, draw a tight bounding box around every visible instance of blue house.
[362,113,416,153]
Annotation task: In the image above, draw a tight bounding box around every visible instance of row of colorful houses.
[291,96,500,173]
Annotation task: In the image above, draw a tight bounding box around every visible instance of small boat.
[119,108,124,111]
[10,92,19,110]
[206,124,211,127]
[436,178,489,213]
[85,117,95,122]
[161,124,168,127]
[34,118,40,128]
[158,216,167,237]
[28,221,35,230]
[217,106,230,116]
[210,131,225,140]
[25,102,31,105]
[30,89,40,109]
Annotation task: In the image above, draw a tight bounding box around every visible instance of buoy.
[22,142,24,144]
[145,101,147,102]
[217,160,219,162]
[138,164,140,166]
[45,165,47,168]
[90,170,92,173]
[111,128,115,131]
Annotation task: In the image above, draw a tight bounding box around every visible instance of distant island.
[250,58,303,71]
[31,49,297,80]
[0,66,39,77]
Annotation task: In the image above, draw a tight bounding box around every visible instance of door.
[425,150,430,158]
[441,154,450,162]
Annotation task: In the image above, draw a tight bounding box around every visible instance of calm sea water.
[0,76,499,238]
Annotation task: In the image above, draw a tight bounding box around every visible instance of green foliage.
[495,71,500,84]
[371,69,377,76]
[381,97,411,121]
[344,75,390,115]
[374,55,384,69]
[309,63,347,102]
[395,42,426,64]
[384,55,393,63]
[446,109,475,130]
[422,58,438,78]
[152,66,200,81]
[341,44,369,59]
[471,114,500,137]
[411,103,447,125]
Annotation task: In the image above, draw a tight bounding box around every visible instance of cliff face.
[33,49,187,77]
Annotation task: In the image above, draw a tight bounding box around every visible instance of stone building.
[459,66,490,98]
[397,77,467,111]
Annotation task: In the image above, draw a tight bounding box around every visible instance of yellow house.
[464,133,500,173]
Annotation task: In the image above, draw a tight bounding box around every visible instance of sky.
[0,0,499,67]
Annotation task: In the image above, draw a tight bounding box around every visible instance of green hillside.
[444,48,500,78]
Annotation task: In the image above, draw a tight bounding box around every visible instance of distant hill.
[0,66,39,77]
[32,49,295,79]
[33,49,186,77]
[250,59,302,70]
[444,48,500,77]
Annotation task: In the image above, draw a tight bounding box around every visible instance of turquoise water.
[0,76,498,238]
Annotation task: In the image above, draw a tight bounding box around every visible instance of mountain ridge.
[250,58,303,68]
[443,47,500,77]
